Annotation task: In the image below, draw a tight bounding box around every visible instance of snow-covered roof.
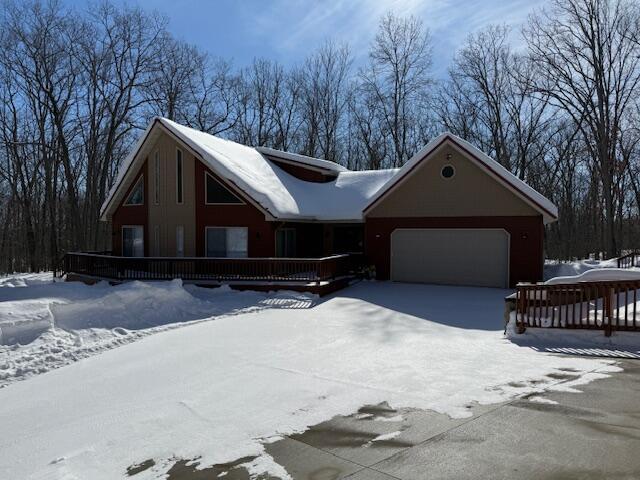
[100,118,395,222]
[363,132,559,224]
[101,119,557,224]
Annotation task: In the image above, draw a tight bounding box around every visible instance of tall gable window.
[176,148,183,204]
[154,151,160,205]
[124,176,144,206]
[205,172,243,204]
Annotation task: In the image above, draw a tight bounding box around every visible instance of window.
[441,165,455,179]
[176,148,183,204]
[153,225,160,256]
[205,172,243,204]
[206,227,248,258]
[124,176,144,206]
[176,225,184,257]
[122,226,144,257]
[154,151,160,205]
[276,228,296,257]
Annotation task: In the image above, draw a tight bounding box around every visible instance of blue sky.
[70,0,547,77]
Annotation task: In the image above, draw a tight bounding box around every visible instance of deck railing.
[515,281,640,336]
[61,252,362,283]
[617,251,640,269]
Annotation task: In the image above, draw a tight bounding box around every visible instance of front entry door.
[122,226,144,257]
[276,228,297,257]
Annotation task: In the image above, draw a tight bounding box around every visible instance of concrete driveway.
[168,359,640,480]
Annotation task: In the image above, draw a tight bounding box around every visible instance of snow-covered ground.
[0,275,621,479]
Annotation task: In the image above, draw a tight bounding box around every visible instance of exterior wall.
[195,160,277,257]
[147,134,196,256]
[112,161,148,256]
[366,144,539,218]
[365,216,544,287]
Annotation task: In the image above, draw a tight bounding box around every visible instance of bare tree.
[186,57,239,136]
[526,0,640,257]
[300,41,352,161]
[145,33,202,121]
[79,2,163,249]
[233,59,281,146]
[359,13,432,167]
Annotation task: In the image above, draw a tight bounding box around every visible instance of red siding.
[365,216,544,287]
[195,159,276,257]
[111,161,149,256]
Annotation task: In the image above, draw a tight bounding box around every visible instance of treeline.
[1,0,640,272]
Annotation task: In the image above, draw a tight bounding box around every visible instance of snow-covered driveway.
[0,277,619,479]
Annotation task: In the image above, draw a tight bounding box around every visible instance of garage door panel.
[391,229,509,288]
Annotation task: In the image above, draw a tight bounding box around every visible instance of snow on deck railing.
[617,251,640,269]
[514,280,640,336]
[62,252,364,283]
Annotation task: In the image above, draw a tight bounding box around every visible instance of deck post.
[603,286,613,337]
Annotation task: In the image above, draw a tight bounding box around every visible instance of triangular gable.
[100,118,273,221]
[363,133,558,224]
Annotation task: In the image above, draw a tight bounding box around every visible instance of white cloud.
[248,0,547,74]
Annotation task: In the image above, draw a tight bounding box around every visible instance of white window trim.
[154,151,160,205]
[176,147,184,205]
[121,225,144,257]
[123,176,144,206]
[205,226,249,258]
[204,171,245,206]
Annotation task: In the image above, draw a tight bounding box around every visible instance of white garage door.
[391,229,509,288]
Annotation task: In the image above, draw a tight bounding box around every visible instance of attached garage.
[363,133,558,288]
[390,229,509,288]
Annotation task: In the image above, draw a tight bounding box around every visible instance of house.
[98,117,557,289]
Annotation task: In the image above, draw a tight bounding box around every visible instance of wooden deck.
[59,252,364,296]
[513,280,640,336]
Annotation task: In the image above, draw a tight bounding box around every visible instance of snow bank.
[544,258,621,280]
[545,268,640,285]
[0,274,314,387]
[0,272,57,287]
[0,280,619,480]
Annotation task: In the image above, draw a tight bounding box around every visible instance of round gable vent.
[441,165,455,179]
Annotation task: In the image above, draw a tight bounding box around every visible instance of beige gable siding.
[366,143,539,218]
[147,132,196,256]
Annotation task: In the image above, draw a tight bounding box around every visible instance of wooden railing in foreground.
[515,281,640,336]
[617,251,640,269]
[62,252,362,283]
